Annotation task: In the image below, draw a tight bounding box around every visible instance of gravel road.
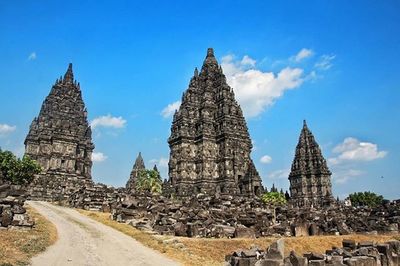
[28,201,179,266]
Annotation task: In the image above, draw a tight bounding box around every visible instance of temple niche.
[288,120,334,208]
[24,64,94,200]
[167,48,263,197]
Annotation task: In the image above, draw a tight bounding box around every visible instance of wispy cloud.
[161,101,181,118]
[222,55,304,117]
[260,155,272,164]
[92,152,107,162]
[314,54,336,70]
[28,52,37,61]
[90,115,127,129]
[0,124,16,137]
[291,48,313,62]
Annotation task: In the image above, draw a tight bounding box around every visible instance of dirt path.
[27,201,179,266]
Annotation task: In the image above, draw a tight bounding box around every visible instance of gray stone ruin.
[126,152,146,193]
[289,120,334,208]
[24,63,94,201]
[167,48,263,197]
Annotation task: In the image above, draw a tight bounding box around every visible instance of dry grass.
[78,209,400,266]
[0,206,57,266]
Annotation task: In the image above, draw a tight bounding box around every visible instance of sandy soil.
[27,201,179,266]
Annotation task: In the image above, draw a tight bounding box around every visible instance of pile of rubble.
[0,180,34,229]
[112,193,274,238]
[67,183,123,212]
[279,201,400,237]
[110,192,400,238]
[226,239,400,266]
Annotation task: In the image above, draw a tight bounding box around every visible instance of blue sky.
[0,1,399,199]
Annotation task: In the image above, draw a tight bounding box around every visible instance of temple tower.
[24,64,94,200]
[167,48,263,197]
[288,120,333,208]
[126,152,146,192]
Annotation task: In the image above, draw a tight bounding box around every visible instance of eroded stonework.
[167,48,263,197]
[24,64,94,200]
[126,152,145,192]
[289,121,334,208]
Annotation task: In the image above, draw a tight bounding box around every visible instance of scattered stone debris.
[111,192,400,238]
[225,239,400,266]
[0,179,34,229]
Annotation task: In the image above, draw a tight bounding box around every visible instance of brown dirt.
[0,205,57,266]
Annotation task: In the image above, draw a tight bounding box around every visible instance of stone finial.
[194,67,199,77]
[207,48,214,57]
[63,63,74,84]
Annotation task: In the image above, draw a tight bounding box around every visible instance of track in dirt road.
[28,201,179,266]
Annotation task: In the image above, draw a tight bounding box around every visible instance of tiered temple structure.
[126,152,146,192]
[24,64,94,200]
[288,120,334,208]
[167,48,263,197]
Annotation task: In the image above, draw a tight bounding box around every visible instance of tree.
[349,191,384,207]
[136,169,162,194]
[261,191,287,205]
[0,149,41,185]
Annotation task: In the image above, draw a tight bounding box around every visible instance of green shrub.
[349,191,384,207]
[0,149,41,185]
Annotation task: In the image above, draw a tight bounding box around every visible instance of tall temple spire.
[201,47,219,74]
[24,63,94,200]
[63,63,74,84]
[126,152,146,192]
[168,48,263,197]
[288,121,333,208]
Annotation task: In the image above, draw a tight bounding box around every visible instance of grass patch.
[0,206,57,266]
[78,209,400,266]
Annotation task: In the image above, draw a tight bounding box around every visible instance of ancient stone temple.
[126,152,145,192]
[24,64,94,200]
[288,120,334,208]
[167,48,263,197]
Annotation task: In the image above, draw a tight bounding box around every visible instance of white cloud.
[28,52,37,61]
[240,55,256,67]
[161,101,181,118]
[333,169,364,184]
[314,54,336,70]
[221,55,304,117]
[329,137,387,165]
[92,152,107,162]
[267,169,290,179]
[90,115,126,129]
[260,155,272,164]
[292,48,313,62]
[0,124,16,136]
